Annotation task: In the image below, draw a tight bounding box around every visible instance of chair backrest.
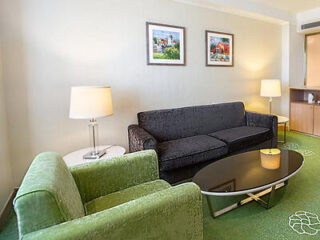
[138,102,246,142]
[14,152,85,238]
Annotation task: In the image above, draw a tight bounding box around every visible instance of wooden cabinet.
[290,102,314,134]
[314,105,320,136]
[290,87,320,136]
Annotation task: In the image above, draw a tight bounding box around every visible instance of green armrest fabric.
[70,150,159,203]
[22,183,203,240]
[14,152,85,237]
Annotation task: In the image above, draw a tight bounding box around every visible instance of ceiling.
[250,0,320,13]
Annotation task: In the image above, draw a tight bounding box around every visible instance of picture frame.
[206,30,234,67]
[146,22,186,66]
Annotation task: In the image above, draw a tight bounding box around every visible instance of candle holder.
[260,149,281,170]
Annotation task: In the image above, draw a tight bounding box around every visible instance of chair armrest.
[246,111,278,145]
[70,150,159,203]
[22,183,203,240]
[128,124,158,153]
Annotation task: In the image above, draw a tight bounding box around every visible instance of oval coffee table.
[193,149,304,218]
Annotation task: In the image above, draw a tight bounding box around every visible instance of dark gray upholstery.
[246,111,278,146]
[209,126,272,153]
[128,125,158,153]
[128,102,278,184]
[138,102,246,142]
[158,135,227,171]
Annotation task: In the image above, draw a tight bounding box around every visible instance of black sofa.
[128,102,278,184]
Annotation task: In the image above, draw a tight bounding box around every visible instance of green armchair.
[14,150,203,240]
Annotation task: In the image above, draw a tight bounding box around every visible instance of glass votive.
[260,149,281,170]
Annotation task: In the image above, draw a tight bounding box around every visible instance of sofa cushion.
[209,126,272,153]
[158,135,228,171]
[14,152,85,236]
[85,180,171,215]
[138,102,246,142]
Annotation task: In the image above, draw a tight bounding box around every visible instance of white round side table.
[63,145,126,167]
[277,116,289,144]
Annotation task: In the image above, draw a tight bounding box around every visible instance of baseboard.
[0,188,18,232]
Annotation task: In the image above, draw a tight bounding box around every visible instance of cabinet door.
[290,103,314,134]
[314,105,320,136]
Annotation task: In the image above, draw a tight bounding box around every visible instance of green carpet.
[204,131,320,240]
[0,208,18,240]
[0,131,319,240]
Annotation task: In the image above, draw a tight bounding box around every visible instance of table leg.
[266,185,276,209]
[206,182,287,218]
[278,122,287,144]
[206,195,214,217]
[284,122,287,144]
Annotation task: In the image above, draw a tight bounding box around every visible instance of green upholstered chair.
[14,150,203,240]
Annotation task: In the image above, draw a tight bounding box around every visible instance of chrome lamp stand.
[83,118,106,160]
[269,97,273,115]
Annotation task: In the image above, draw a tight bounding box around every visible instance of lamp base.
[83,149,106,160]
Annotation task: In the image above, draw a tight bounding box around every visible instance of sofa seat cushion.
[209,126,272,153]
[158,135,228,171]
[85,180,170,215]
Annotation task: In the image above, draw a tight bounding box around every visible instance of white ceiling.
[250,0,320,13]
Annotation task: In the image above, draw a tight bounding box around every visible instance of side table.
[63,145,126,167]
[277,116,289,144]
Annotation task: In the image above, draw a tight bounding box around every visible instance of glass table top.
[192,149,304,196]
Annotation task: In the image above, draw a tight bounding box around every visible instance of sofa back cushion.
[138,102,246,142]
[14,152,85,237]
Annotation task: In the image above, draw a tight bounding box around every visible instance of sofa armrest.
[22,183,203,240]
[70,150,159,203]
[128,124,158,153]
[246,111,278,146]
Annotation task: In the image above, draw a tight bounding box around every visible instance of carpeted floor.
[1,131,319,240]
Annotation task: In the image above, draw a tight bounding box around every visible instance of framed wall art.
[206,30,234,67]
[146,22,185,66]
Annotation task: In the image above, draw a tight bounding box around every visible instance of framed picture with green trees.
[206,30,234,67]
[146,22,185,66]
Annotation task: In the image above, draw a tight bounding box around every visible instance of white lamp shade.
[260,79,281,97]
[69,86,113,119]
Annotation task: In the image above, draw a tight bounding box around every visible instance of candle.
[260,149,281,170]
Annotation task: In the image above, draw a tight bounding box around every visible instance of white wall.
[289,24,305,88]
[280,23,290,117]
[0,42,14,211]
[278,22,305,118]
[175,0,292,24]
[0,0,282,185]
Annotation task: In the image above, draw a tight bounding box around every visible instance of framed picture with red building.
[206,31,234,67]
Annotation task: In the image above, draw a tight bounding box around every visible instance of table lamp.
[260,79,281,114]
[69,86,113,160]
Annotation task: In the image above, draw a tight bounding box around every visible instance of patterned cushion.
[158,135,227,171]
[138,102,246,141]
[209,126,272,153]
